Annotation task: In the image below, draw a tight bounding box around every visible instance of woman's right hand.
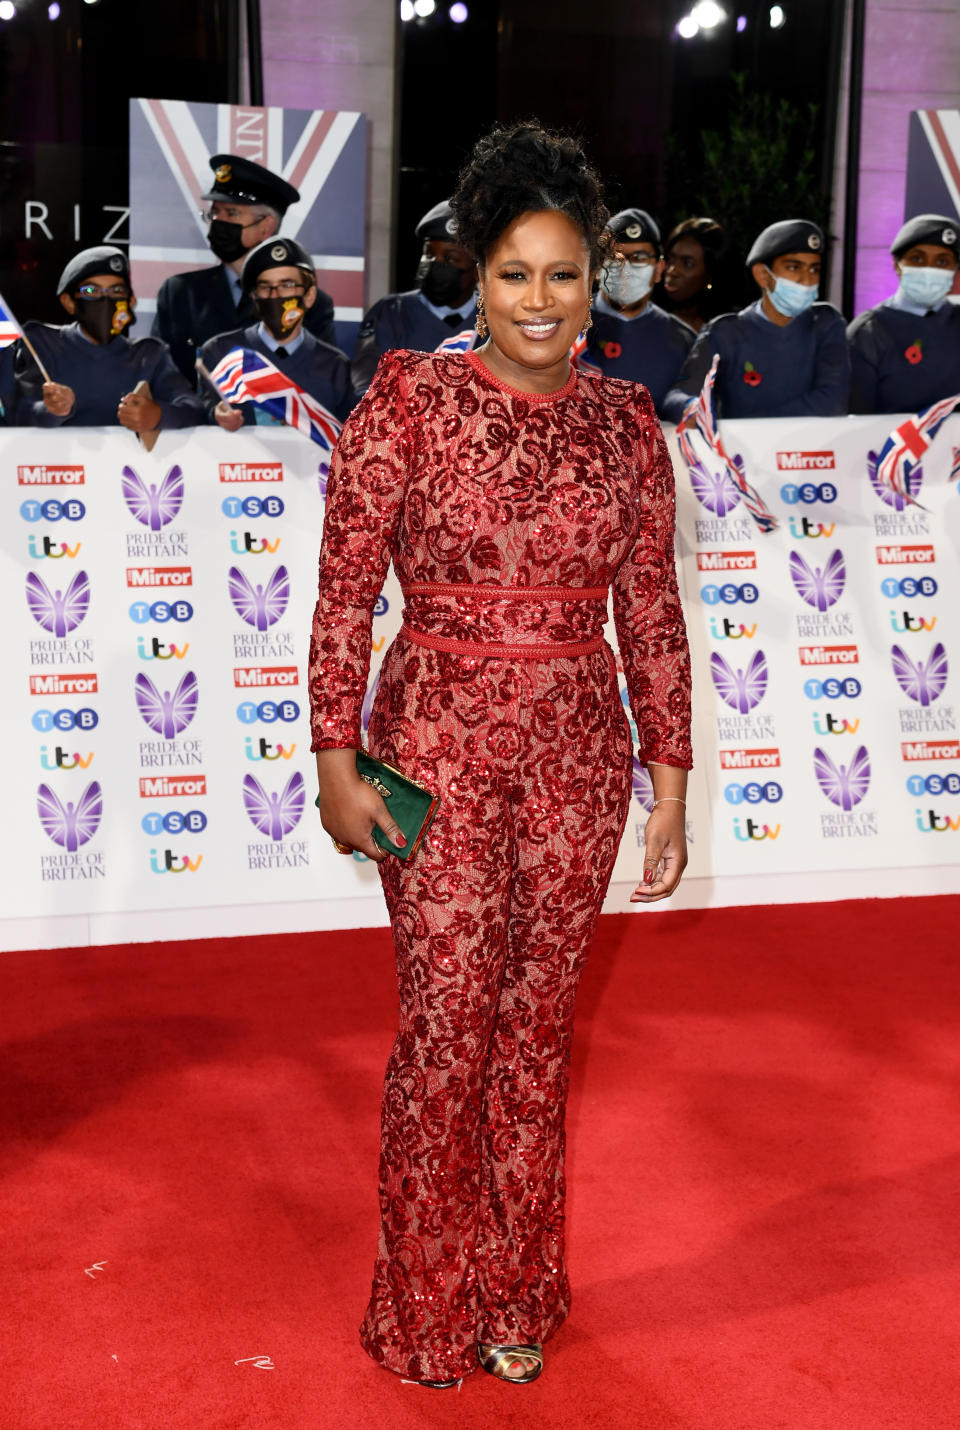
[315,748,407,862]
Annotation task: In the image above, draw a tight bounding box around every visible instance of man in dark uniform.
[350,199,477,396]
[586,207,694,416]
[848,213,960,413]
[663,219,849,422]
[198,237,354,430]
[152,154,336,380]
[13,245,205,430]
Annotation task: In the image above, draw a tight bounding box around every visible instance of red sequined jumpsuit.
[308,348,692,1382]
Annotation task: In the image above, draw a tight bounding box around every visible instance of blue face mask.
[897,266,956,309]
[765,268,818,319]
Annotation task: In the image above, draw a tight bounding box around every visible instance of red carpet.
[3,897,960,1430]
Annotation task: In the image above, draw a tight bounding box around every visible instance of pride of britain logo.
[788,549,846,611]
[243,771,305,838]
[135,671,199,737]
[36,780,102,849]
[25,570,90,636]
[867,450,923,511]
[813,745,871,810]
[688,459,743,517]
[228,565,290,630]
[710,650,768,713]
[891,642,947,706]
[121,465,184,530]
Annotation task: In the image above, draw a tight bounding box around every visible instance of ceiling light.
[413,0,436,15]
[677,15,699,39]
[769,5,785,27]
[449,1,468,20]
[692,2,725,28]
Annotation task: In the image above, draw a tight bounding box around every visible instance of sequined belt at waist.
[399,581,609,661]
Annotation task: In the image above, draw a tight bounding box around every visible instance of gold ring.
[331,838,353,855]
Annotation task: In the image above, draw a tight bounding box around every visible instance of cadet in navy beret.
[847,213,960,413]
[663,218,849,421]
[13,244,205,430]
[350,199,478,398]
[585,208,695,416]
[199,236,353,430]
[152,152,335,379]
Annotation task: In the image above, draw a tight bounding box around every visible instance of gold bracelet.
[652,797,686,808]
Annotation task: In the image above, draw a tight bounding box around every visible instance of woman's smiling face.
[479,209,592,390]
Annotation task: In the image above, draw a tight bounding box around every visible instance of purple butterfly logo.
[121,464,184,530]
[788,548,846,611]
[689,459,742,517]
[867,451,922,510]
[25,569,90,636]
[228,565,290,631]
[632,757,655,813]
[813,745,871,810]
[37,780,102,850]
[135,670,199,738]
[891,642,948,706]
[710,649,769,713]
[243,771,305,839]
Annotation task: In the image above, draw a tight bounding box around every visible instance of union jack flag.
[677,354,778,533]
[207,347,342,453]
[872,392,960,505]
[0,290,22,347]
[129,99,367,348]
[570,331,602,376]
[435,329,477,355]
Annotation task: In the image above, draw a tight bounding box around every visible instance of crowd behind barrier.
[2,414,958,952]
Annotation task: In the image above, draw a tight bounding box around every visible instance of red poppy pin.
[602,339,622,360]
[743,360,762,386]
[905,339,923,365]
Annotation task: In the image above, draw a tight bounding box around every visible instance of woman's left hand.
[630,801,687,903]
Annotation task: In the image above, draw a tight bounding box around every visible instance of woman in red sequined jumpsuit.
[309,124,692,1388]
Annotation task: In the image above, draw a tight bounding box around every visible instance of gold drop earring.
[475,292,488,339]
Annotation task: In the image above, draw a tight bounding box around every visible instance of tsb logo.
[221,495,285,518]
[881,576,937,599]
[779,481,838,504]
[141,809,208,834]
[32,707,99,732]
[236,699,300,724]
[20,498,86,522]
[700,582,759,606]
[906,772,960,796]
[129,600,194,623]
[803,676,861,700]
[724,781,783,805]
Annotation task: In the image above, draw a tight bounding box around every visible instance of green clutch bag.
[315,751,440,861]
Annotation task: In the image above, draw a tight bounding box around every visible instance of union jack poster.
[906,111,960,269]
[128,99,367,347]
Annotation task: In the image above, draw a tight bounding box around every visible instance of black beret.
[746,220,824,267]
[241,237,315,291]
[416,199,459,243]
[202,154,299,216]
[607,208,661,249]
[891,213,960,259]
[57,246,130,295]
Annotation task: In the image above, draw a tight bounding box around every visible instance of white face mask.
[897,266,956,309]
[602,258,655,308]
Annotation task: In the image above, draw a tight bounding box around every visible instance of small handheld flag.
[0,290,52,384]
[870,392,960,505]
[203,347,342,454]
[677,354,777,533]
[435,329,477,355]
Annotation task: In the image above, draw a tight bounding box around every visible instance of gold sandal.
[478,1342,543,1384]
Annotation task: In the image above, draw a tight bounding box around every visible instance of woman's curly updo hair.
[450,121,612,271]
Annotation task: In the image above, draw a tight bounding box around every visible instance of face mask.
[602,260,655,307]
[208,218,249,263]
[416,256,468,308]
[255,295,305,340]
[897,266,956,309]
[765,268,818,319]
[73,295,135,344]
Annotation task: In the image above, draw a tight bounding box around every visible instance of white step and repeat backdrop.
[2,416,958,951]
